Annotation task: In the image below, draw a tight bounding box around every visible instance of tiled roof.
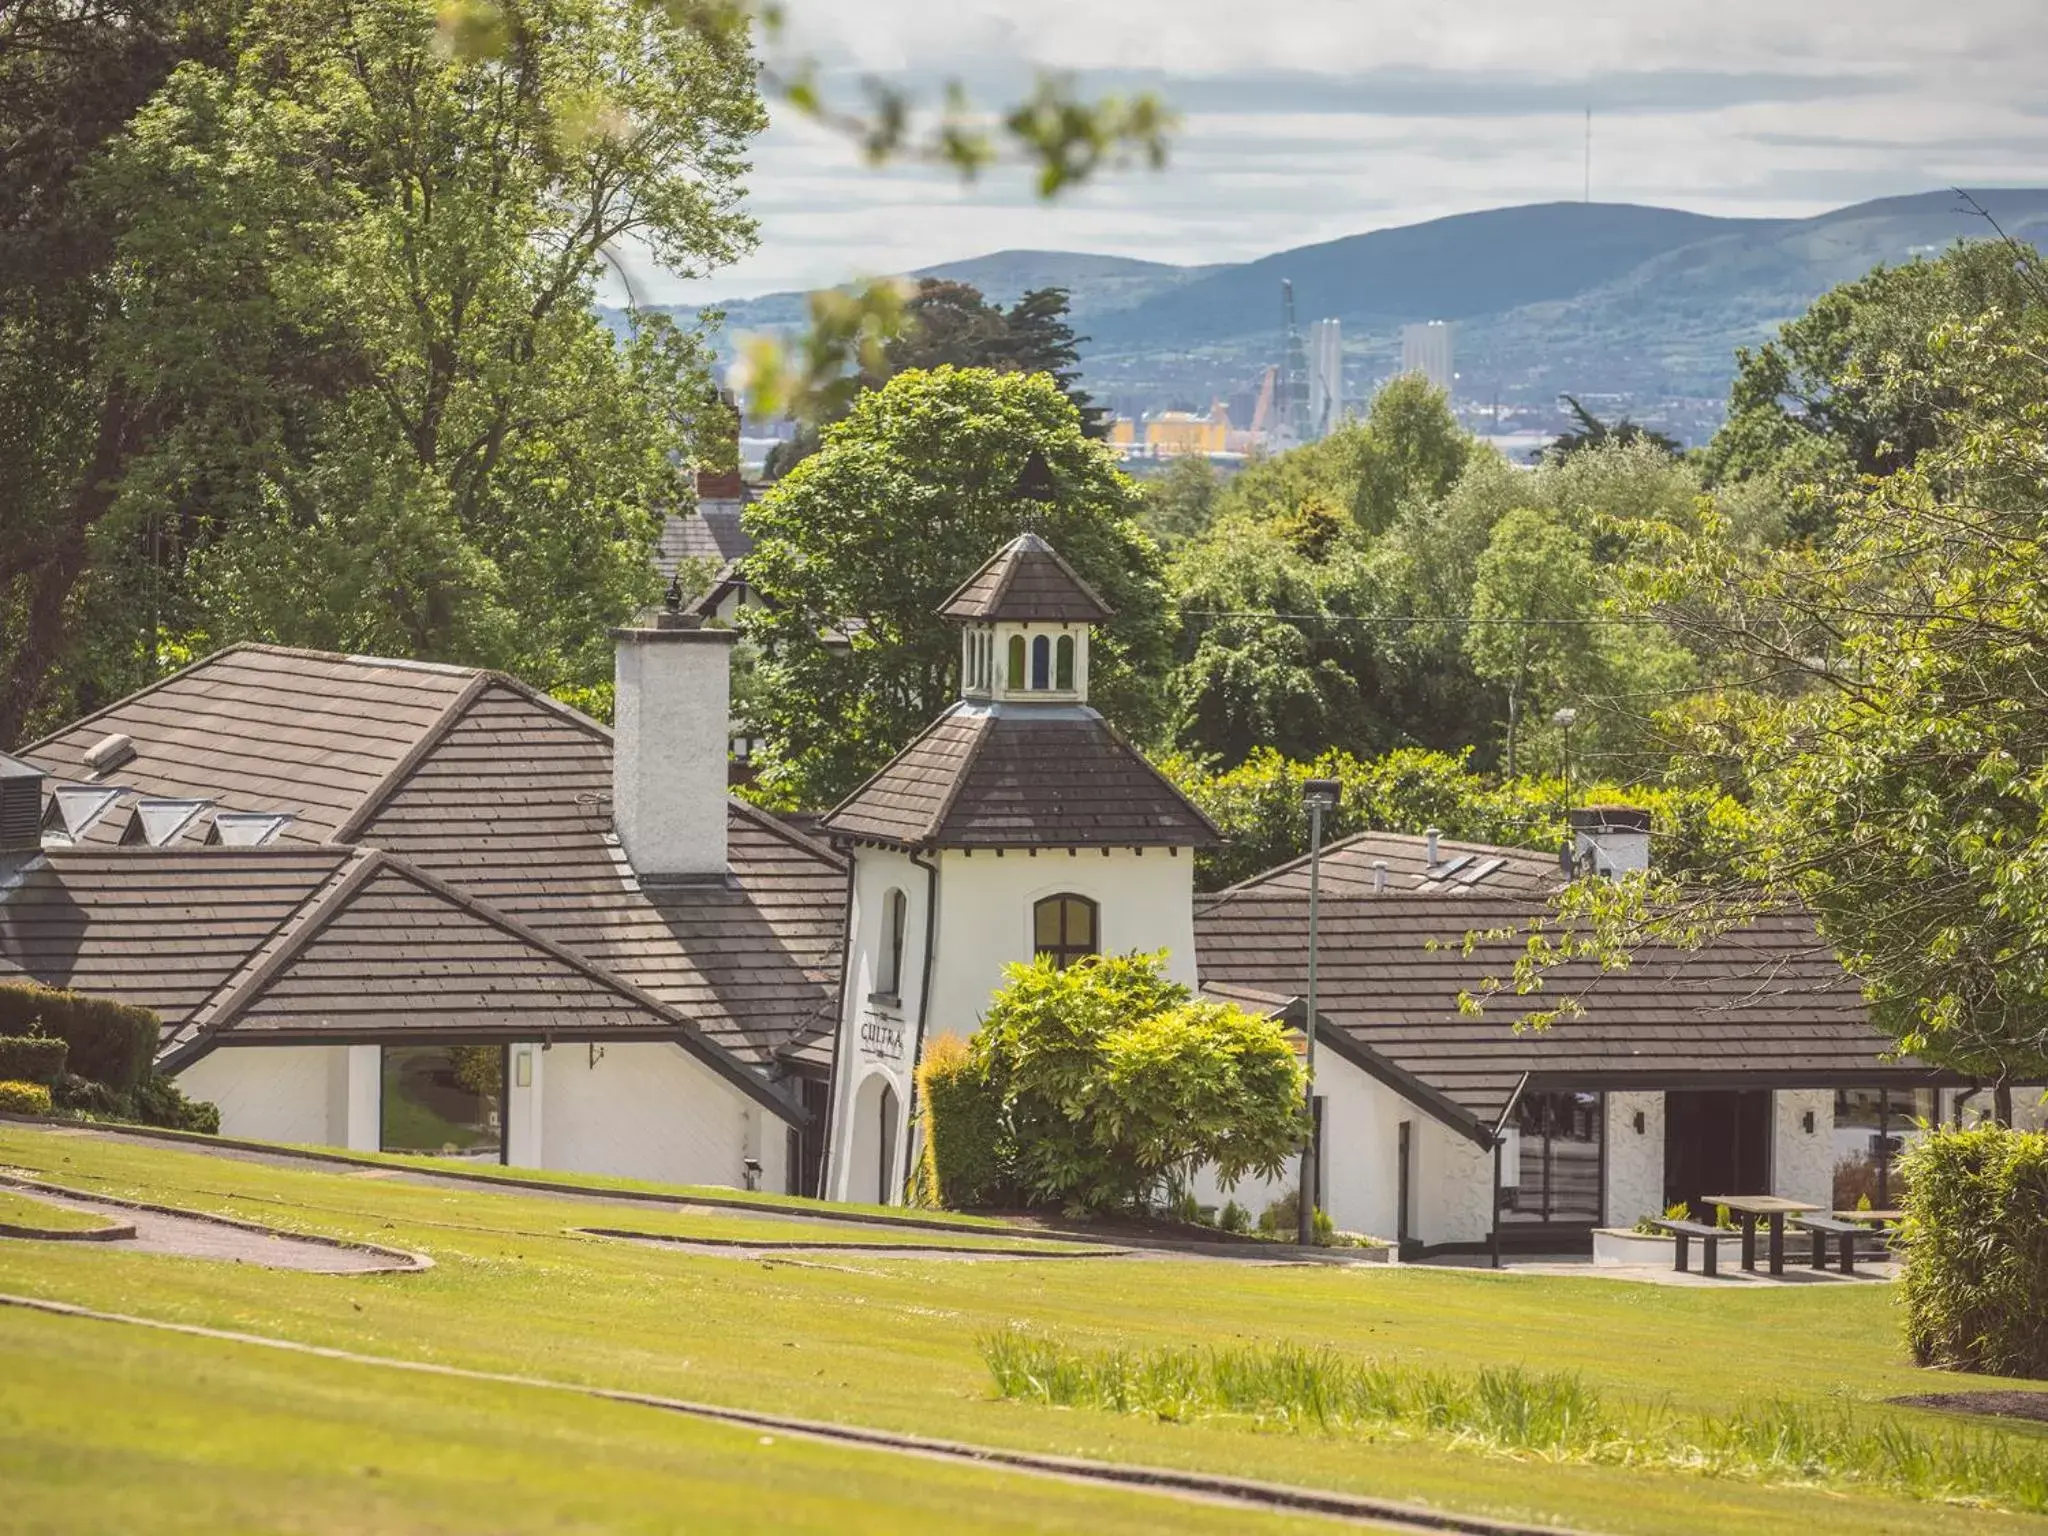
[0,847,350,1035]
[820,703,1218,850]
[18,646,476,844]
[1226,829,1561,898]
[657,500,751,581]
[1195,892,1934,1125]
[938,533,1115,623]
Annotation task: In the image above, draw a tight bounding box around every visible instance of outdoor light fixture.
[1552,707,1580,808]
[1633,1110,1646,1135]
[1803,1110,1817,1134]
[1297,778,1341,1246]
[1551,707,1578,729]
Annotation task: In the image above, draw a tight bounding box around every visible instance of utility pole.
[1297,778,1340,1246]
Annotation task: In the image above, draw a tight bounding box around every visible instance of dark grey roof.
[1195,891,1938,1125]
[938,533,1114,623]
[820,703,1218,850]
[657,501,752,581]
[1226,829,1561,898]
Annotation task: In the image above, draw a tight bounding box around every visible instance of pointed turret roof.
[938,533,1114,623]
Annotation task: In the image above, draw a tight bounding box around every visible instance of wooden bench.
[1650,1218,1727,1277]
[1791,1214,1865,1275]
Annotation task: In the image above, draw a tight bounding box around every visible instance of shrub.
[0,983,159,1091]
[0,1034,67,1086]
[972,952,1307,1213]
[49,1072,124,1116]
[915,1034,1008,1208]
[1899,1124,2048,1379]
[128,1073,221,1135]
[1257,1190,1335,1244]
[0,1080,53,1117]
[1218,1199,1250,1234]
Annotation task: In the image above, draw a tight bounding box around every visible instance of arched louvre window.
[1054,634,1075,690]
[1032,894,1098,970]
[1031,635,1051,689]
[1007,634,1026,690]
[877,887,908,997]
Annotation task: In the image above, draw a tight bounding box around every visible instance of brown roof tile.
[1226,829,1561,898]
[938,533,1114,623]
[820,704,1217,849]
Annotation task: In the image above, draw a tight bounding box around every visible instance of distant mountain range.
[620,188,2048,445]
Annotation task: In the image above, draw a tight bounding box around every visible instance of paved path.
[0,1290,1591,1536]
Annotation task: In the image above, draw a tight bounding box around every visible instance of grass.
[0,1187,117,1234]
[2,1125,2046,1535]
[981,1333,2048,1513]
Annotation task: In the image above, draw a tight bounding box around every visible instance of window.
[876,887,908,999]
[1007,634,1026,690]
[1054,634,1075,690]
[381,1045,504,1161]
[1834,1087,1939,1207]
[1503,1090,1601,1224]
[1032,894,1098,969]
[1031,634,1051,689]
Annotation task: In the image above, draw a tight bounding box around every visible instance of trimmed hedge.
[915,1034,1008,1209]
[1899,1125,2048,1380]
[0,983,158,1091]
[0,1080,53,1117]
[0,1035,67,1086]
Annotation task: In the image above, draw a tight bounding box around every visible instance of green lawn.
[0,1186,117,1234]
[1,1126,2044,1535]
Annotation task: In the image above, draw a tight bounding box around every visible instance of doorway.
[847,1074,902,1205]
[1664,1090,1770,1214]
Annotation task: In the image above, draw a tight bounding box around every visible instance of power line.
[1182,609,1668,627]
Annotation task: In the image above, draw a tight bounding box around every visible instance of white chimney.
[1569,806,1650,879]
[611,610,735,881]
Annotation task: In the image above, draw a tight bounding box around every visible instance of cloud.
[608,1,2048,304]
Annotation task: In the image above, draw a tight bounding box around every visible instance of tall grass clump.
[981,1333,2048,1515]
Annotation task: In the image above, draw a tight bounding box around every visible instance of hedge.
[0,1080,53,1117]
[1899,1125,2048,1380]
[0,983,158,1091]
[0,1035,67,1086]
[915,1034,1008,1209]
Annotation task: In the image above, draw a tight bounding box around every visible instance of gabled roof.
[657,500,752,581]
[1195,891,1938,1125]
[1225,829,1561,899]
[938,533,1114,623]
[819,703,1218,850]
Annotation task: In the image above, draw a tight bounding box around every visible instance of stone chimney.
[1569,806,1650,879]
[610,606,735,881]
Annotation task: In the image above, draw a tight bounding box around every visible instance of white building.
[814,533,1219,1203]
[1306,319,1343,440]
[1401,320,1454,396]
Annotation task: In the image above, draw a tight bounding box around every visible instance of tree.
[1135,453,1221,548]
[2,0,759,742]
[741,367,1169,808]
[1542,395,1680,461]
[882,280,1102,434]
[970,951,1306,1212]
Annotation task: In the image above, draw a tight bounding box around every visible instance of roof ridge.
[818,702,974,838]
[329,673,492,843]
[920,709,997,844]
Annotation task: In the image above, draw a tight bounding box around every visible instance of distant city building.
[1307,319,1342,439]
[1401,320,1454,396]
[1108,403,1232,459]
[1276,280,1310,448]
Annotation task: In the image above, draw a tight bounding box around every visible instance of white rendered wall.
[1773,1089,1835,1208]
[505,1043,543,1167]
[1605,1091,1665,1227]
[611,628,734,878]
[926,845,1197,1038]
[1415,1119,1497,1244]
[539,1041,775,1189]
[176,1046,345,1146]
[826,845,926,1202]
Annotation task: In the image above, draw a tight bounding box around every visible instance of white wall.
[826,846,924,1202]
[176,1046,346,1146]
[1605,1091,1664,1228]
[1773,1088,1835,1208]
[539,1040,780,1190]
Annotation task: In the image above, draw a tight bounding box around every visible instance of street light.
[1298,776,1341,1247]
[1551,708,1579,876]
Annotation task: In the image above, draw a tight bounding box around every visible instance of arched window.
[1054,634,1075,690]
[1032,894,1098,970]
[1006,634,1026,690]
[1031,635,1051,689]
[877,887,908,998]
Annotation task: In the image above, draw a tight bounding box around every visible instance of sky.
[617,0,2048,305]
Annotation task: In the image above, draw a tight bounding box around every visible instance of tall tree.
[741,367,1168,808]
[2,0,761,742]
[1542,395,1680,461]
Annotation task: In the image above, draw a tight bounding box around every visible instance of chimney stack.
[1372,859,1389,893]
[611,603,735,882]
[1569,806,1650,879]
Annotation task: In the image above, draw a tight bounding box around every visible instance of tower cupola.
[940,532,1113,705]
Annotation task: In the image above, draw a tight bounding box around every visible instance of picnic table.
[1704,1194,1819,1276]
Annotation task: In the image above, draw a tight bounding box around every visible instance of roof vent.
[82,732,137,778]
[0,754,44,854]
[205,810,295,847]
[1424,826,1441,865]
[42,783,129,845]
[119,797,212,848]
[1569,805,1651,879]
[1371,858,1389,893]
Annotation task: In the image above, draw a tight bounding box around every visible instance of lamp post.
[1551,707,1578,803]
[1298,776,1341,1246]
